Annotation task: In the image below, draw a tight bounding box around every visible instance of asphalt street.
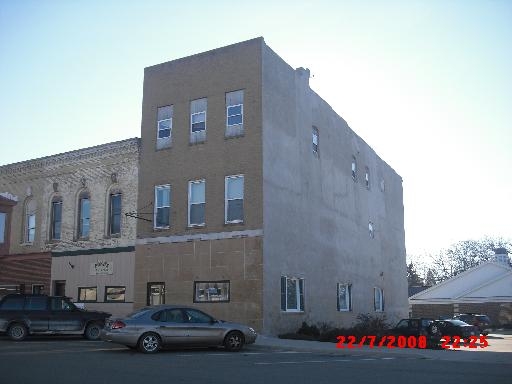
[0,335,510,384]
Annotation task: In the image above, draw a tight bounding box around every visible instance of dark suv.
[389,318,442,348]
[0,294,111,341]
[453,314,492,335]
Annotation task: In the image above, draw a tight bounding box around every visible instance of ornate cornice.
[0,138,139,176]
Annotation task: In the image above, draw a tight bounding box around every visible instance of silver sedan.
[100,305,257,353]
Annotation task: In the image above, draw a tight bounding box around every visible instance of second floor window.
[50,199,62,240]
[188,180,205,226]
[365,167,370,189]
[0,212,5,244]
[225,175,244,223]
[109,193,122,235]
[154,185,170,229]
[78,193,90,238]
[25,199,36,243]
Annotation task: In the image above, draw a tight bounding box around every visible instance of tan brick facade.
[0,138,139,316]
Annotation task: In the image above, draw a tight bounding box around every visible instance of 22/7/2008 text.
[336,335,489,349]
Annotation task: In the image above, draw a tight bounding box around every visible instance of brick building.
[134,37,408,334]
[0,138,139,316]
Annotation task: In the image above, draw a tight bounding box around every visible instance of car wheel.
[138,333,161,354]
[224,331,244,352]
[84,323,102,340]
[8,323,28,341]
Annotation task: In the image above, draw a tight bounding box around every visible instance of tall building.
[135,37,408,334]
[0,138,139,317]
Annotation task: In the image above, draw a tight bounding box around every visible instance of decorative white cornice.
[0,138,140,175]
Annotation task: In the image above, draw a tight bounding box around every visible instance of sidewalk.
[251,334,512,364]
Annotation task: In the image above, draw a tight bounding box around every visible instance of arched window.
[108,191,122,236]
[24,199,36,243]
[77,191,90,239]
[50,196,63,241]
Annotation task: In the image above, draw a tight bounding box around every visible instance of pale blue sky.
[0,0,510,256]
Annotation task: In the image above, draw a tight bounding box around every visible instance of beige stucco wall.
[135,236,263,330]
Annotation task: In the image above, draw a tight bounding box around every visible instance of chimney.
[493,248,510,265]
[295,67,310,86]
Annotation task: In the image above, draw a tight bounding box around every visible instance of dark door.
[183,308,224,345]
[154,309,189,345]
[48,297,83,332]
[23,296,50,332]
[54,281,66,296]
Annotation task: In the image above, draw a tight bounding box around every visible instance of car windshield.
[476,316,490,322]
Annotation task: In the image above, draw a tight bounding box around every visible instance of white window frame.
[351,156,357,181]
[156,105,172,140]
[365,167,370,189]
[190,111,206,133]
[281,276,304,312]
[27,213,36,243]
[226,103,243,127]
[312,127,319,154]
[154,185,171,229]
[337,283,352,312]
[374,287,384,312]
[188,180,205,227]
[225,175,244,224]
[369,221,375,239]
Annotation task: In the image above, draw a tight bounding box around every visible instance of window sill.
[224,220,244,226]
[187,224,205,229]
[20,242,34,247]
[153,227,170,231]
[281,310,304,314]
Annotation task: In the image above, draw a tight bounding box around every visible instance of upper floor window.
[225,175,244,224]
[280,276,304,312]
[50,197,62,241]
[0,212,6,244]
[25,199,36,243]
[226,90,244,138]
[351,156,357,181]
[374,287,384,312]
[157,105,173,149]
[365,167,370,189]
[337,283,352,311]
[109,193,122,235]
[78,192,90,239]
[154,185,170,229]
[369,221,375,239]
[312,126,319,154]
[188,180,205,227]
[190,98,207,144]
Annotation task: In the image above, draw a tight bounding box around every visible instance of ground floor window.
[32,284,45,294]
[337,283,352,311]
[193,281,230,303]
[105,286,126,302]
[280,276,304,312]
[374,287,384,312]
[147,282,165,305]
[78,286,97,302]
[0,285,21,299]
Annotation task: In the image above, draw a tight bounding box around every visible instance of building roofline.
[0,137,140,174]
[144,37,265,72]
